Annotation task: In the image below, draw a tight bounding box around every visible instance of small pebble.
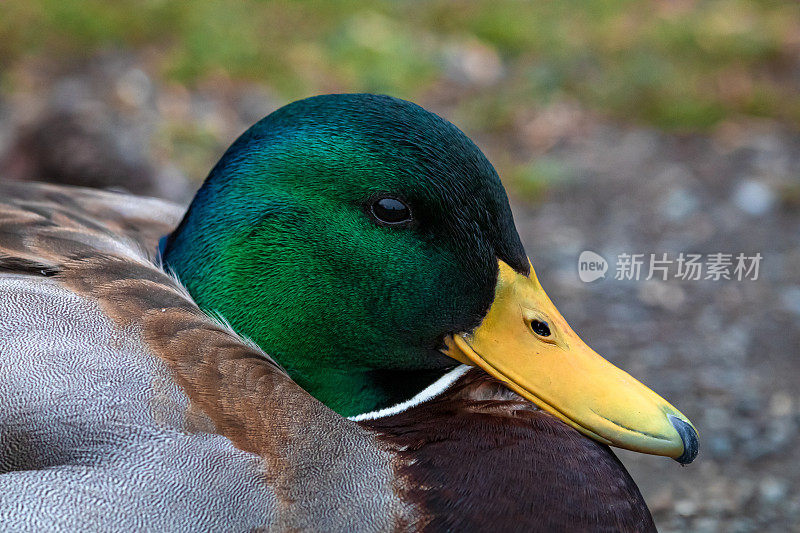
[115,68,152,109]
[675,499,698,517]
[732,180,775,216]
[759,478,788,505]
[661,187,699,221]
[780,286,800,316]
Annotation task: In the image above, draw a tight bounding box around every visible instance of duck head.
[161,94,697,464]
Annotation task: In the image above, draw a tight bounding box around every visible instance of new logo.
[578,250,608,282]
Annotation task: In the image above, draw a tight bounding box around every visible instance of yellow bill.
[443,259,698,464]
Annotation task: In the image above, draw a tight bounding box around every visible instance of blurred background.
[1,1,798,530]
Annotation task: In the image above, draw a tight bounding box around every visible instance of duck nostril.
[530,319,551,337]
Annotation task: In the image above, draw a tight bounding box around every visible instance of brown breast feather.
[360,371,657,532]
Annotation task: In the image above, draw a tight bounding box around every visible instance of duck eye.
[370,197,412,225]
[530,319,551,337]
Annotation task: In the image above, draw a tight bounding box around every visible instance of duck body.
[0,181,654,531]
[0,94,695,531]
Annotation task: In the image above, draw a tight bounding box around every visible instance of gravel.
[514,118,800,532]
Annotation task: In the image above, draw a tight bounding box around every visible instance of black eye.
[530,319,551,337]
[370,197,412,225]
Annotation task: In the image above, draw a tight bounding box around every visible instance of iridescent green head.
[162,94,528,415]
[162,94,698,464]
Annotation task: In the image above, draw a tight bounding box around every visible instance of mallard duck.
[0,94,697,531]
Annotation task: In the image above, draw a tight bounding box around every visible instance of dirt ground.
[511,123,800,532]
[1,54,798,532]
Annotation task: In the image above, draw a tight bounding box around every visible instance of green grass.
[1,0,798,131]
